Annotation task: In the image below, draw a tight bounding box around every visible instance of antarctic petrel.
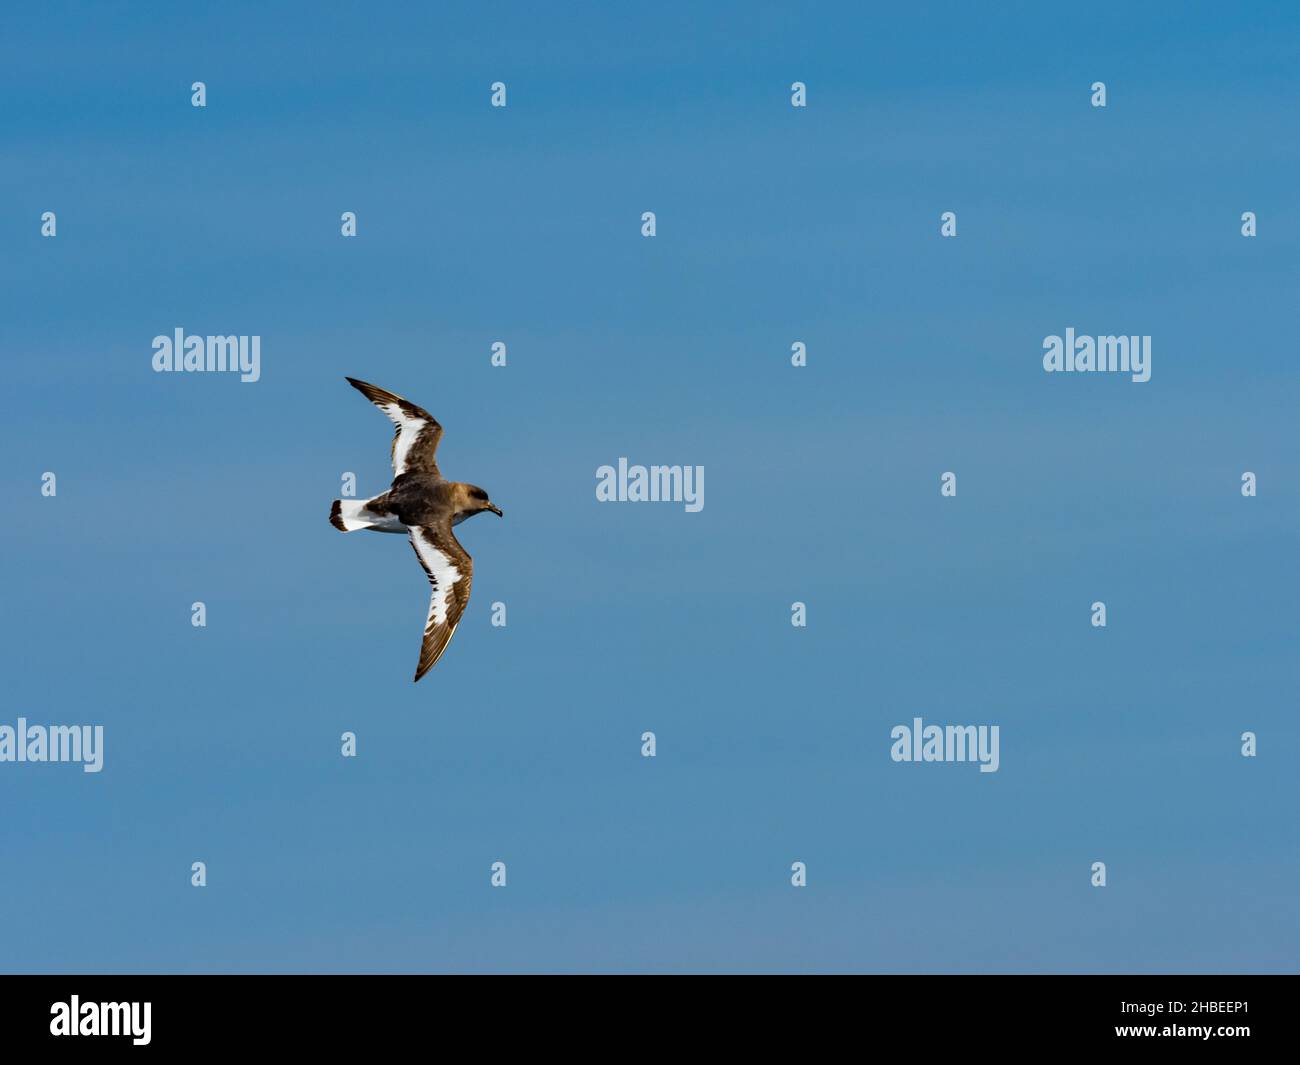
[330,377,502,681]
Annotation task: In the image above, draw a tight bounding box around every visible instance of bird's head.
[464,484,503,519]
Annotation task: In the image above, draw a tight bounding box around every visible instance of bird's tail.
[330,497,388,532]
[330,499,363,532]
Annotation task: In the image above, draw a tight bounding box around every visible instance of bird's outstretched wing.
[345,377,443,477]
[407,523,473,681]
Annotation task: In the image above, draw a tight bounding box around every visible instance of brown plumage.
[330,377,503,681]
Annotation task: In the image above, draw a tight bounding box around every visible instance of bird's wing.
[407,522,473,681]
[345,377,443,477]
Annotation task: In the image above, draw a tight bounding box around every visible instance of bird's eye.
[471,488,488,500]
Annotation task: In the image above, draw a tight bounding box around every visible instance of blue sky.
[1,1,1297,972]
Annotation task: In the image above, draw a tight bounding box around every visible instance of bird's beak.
[487,503,503,517]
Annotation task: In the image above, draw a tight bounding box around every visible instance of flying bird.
[330,377,503,681]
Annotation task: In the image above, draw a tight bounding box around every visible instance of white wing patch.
[345,379,442,477]
[406,524,473,680]
[382,402,428,476]
[410,527,463,628]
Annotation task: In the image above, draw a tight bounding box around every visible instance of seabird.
[330,377,503,681]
